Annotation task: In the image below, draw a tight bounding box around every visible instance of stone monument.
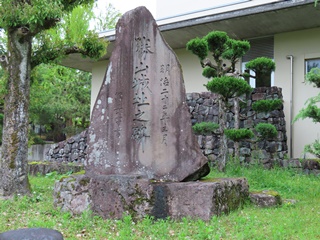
[85,6,209,181]
[54,6,249,220]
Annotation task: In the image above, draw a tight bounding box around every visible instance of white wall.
[91,60,108,114]
[156,0,281,24]
[174,48,208,93]
[274,27,320,158]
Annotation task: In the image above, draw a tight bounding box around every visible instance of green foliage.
[205,76,252,100]
[186,37,208,61]
[192,122,219,135]
[252,99,283,113]
[255,123,278,139]
[202,67,217,79]
[30,3,108,67]
[304,139,320,158]
[187,31,250,79]
[95,3,122,31]
[63,5,94,45]
[222,39,250,69]
[305,67,320,88]
[245,57,275,74]
[293,94,320,123]
[204,31,229,58]
[29,64,91,141]
[82,31,107,59]
[224,128,254,142]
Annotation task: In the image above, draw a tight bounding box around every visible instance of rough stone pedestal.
[54,175,249,221]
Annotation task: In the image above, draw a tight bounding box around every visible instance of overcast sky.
[96,0,157,17]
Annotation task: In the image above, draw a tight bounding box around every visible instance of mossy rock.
[250,190,282,207]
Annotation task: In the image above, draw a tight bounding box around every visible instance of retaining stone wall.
[187,87,288,167]
[46,87,288,167]
[46,130,87,163]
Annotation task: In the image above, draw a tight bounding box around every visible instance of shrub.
[255,123,277,140]
[224,128,254,142]
[252,99,283,113]
[202,67,217,79]
[306,67,320,88]
[192,122,219,135]
[304,139,320,158]
[205,76,252,100]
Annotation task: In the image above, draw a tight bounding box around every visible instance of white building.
[63,0,320,159]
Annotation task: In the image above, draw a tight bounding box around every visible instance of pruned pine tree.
[187,31,251,171]
[0,0,107,197]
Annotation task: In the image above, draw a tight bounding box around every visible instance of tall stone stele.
[85,6,209,181]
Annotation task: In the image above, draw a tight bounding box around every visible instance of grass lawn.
[0,165,319,239]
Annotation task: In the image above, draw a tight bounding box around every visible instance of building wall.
[274,27,320,158]
[91,60,108,113]
[90,27,320,159]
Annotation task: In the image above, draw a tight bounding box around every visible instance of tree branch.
[202,58,218,70]
[31,18,60,36]
[31,46,89,69]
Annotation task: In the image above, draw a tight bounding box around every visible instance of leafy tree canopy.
[30,64,91,141]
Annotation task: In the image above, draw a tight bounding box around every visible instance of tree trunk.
[0,29,32,197]
[234,97,240,160]
[218,98,228,172]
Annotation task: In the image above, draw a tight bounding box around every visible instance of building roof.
[61,0,319,72]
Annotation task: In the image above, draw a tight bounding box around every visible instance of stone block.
[89,175,153,219]
[250,190,282,207]
[0,228,64,240]
[54,174,91,215]
[252,93,266,101]
[158,178,249,220]
[55,175,249,221]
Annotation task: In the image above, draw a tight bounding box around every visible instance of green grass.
[0,166,319,240]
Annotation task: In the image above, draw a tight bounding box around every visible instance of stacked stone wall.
[46,130,87,163]
[46,87,288,167]
[187,87,288,167]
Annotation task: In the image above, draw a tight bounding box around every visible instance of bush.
[224,128,254,142]
[205,76,252,100]
[306,67,320,88]
[192,122,219,135]
[255,123,277,140]
[252,99,283,113]
[304,139,320,158]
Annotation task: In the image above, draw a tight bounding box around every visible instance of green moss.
[79,177,90,186]
[72,170,85,175]
[200,178,223,183]
[28,161,50,165]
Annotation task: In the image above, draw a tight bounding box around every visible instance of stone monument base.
[54,174,249,221]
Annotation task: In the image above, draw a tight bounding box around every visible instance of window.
[305,58,320,74]
[242,36,274,88]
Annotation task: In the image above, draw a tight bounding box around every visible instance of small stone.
[0,228,64,240]
[250,190,282,207]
